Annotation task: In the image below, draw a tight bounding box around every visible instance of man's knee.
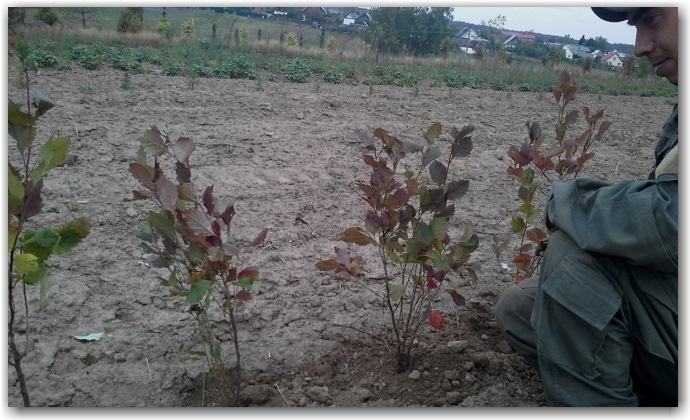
[495,277,539,369]
[495,277,537,331]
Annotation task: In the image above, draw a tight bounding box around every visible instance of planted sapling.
[317,123,479,372]
[129,126,268,406]
[506,71,612,282]
[8,38,91,406]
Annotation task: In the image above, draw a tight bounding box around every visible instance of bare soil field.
[6,63,675,407]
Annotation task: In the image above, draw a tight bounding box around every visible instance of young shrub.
[317,123,479,372]
[129,126,268,406]
[8,38,91,407]
[505,71,612,282]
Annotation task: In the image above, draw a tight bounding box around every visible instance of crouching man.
[494,7,678,406]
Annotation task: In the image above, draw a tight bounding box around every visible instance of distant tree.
[479,14,507,52]
[58,7,100,29]
[584,36,608,53]
[364,7,454,55]
[35,7,60,26]
[578,35,586,45]
[8,7,26,34]
[117,7,144,33]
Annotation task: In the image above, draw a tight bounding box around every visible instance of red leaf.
[129,162,154,189]
[430,311,445,329]
[514,275,526,284]
[507,166,524,180]
[181,207,215,237]
[221,203,235,225]
[335,246,350,266]
[316,259,341,272]
[248,228,269,247]
[341,227,376,246]
[157,177,178,212]
[446,289,466,306]
[237,266,259,283]
[235,290,252,302]
[512,253,532,271]
[446,179,469,201]
[202,185,214,216]
[426,276,437,289]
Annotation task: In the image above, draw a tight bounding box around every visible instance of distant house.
[600,50,624,67]
[503,31,536,49]
[503,31,536,42]
[563,44,591,60]
[452,27,490,47]
[343,12,371,27]
[302,7,328,20]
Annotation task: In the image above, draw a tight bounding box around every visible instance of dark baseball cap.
[591,7,639,22]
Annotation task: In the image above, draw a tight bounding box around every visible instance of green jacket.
[545,104,678,274]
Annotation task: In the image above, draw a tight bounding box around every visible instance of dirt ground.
[6,62,675,407]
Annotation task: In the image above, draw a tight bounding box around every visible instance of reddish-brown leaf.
[342,227,376,246]
[157,177,179,212]
[202,185,214,216]
[235,290,252,302]
[172,137,195,166]
[129,162,154,189]
[248,227,269,247]
[446,289,466,306]
[316,259,342,272]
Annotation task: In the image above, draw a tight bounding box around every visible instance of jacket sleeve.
[545,174,678,273]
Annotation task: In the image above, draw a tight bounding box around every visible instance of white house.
[562,44,591,60]
[600,50,624,67]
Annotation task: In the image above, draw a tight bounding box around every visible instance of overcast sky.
[451,6,637,45]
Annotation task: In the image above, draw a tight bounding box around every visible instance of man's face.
[628,8,678,85]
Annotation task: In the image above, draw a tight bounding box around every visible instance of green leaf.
[511,217,526,233]
[24,261,46,285]
[389,284,405,301]
[8,166,24,215]
[20,231,52,262]
[21,229,60,248]
[148,211,176,237]
[423,122,442,144]
[8,99,35,154]
[414,224,435,247]
[421,146,441,169]
[73,332,104,341]
[8,224,19,249]
[186,279,213,304]
[426,250,452,271]
[31,137,71,181]
[430,217,448,241]
[167,272,179,288]
[52,218,90,254]
[135,231,152,242]
[14,252,39,275]
[235,277,253,289]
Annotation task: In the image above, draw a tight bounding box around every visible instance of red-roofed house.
[502,31,536,49]
[600,51,624,68]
